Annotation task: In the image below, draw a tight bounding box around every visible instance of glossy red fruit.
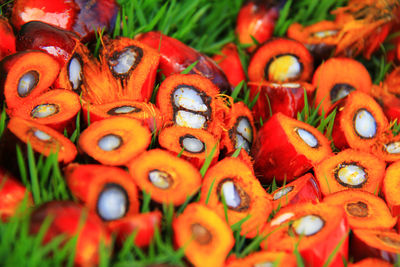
[11,0,119,41]
[107,211,162,247]
[249,81,314,123]
[212,43,246,87]
[30,201,111,267]
[252,113,332,184]
[236,0,280,51]
[0,168,32,221]
[263,202,349,267]
[136,31,231,92]
[271,173,321,210]
[11,0,78,31]
[0,16,16,61]
[351,229,400,264]
[16,21,78,66]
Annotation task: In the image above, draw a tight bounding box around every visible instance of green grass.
[358,52,393,85]
[274,0,348,36]
[0,204,76,267]
[390,119,400,136]
[297,91,337,140]
[0,0,13,16]
[16,143,73,204]
[115,0,244,54]
[0,105,7,139]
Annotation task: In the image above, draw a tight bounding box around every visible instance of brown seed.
[346,201,368,217]
[191,223,212,245]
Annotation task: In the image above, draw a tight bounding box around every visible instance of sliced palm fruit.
[71,37,160,104]
[11,89,80,133]
[29,201,111,267]
[253,113,332,184]
[249,81,315,123]
[0,167,32,221]
[200,157,272,237]
[3,116,77,164]
[262,202,349,267]
[227,147,255,172]
[54,40,91,94]
[371,129,400,163]
[248,38,313,83]
[323,190,396,230]
[226,251,296,267]
[349,258,393,267]
[221,101,256,155]
[127,149,202,206]
[173,203,234,267]
[312,57,372,113]
[65,164,140,222]
[78,117,151,166]
[383,160,400,216]
[156,73,222,135]
[331,91,388,151]
[107,211,162,247]
[82,100,164,132]
[158,125,219,169]
[315,149,385,196]
[351,228,400,264]
[287,20,340,63]
[101,36,160,102]
[0,50,60,113]
[271,173,322,211]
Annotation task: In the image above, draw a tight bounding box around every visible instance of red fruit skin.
[252,113,313,184]
[350,230,398,264]
[293,174,321,203]
[272,173,322,210]
[0,16,16,61]
[107,211,162,247]
[0,168,32,221]
[397,217,400,234]
[263,203,349,267]
[330,99,349,150]
[30,201,111,267]
[16,21,78,66]
[301,214,349,267]
[11,0,78,31]
[236,1,279,51]
[387,35,400,63]
[249,82,314,124]
[363,23,391,59]
[212,43,246,87]
[377,92,400,123]
[384,105,400,123]
[139,48,160,102]
[11,0,118,41]
[136,31,230,92]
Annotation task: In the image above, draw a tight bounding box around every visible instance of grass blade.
[27,142,41,204]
